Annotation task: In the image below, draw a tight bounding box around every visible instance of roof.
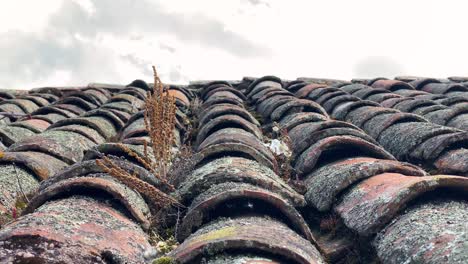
[0,75,467,263]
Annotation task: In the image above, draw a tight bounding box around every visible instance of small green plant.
[149,229,178,263]
[152,256,175,264]
[0,192,32,228]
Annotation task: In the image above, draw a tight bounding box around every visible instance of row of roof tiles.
[243,76,467,263]
[0,80,192,262]
[170,81,324,263]
[287,80,468,176]
[0,75,466,263]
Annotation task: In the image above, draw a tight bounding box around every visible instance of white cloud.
[1,0,468,89]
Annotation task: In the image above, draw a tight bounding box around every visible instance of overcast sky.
[1,0,467,89]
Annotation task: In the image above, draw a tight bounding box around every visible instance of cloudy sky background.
[1,0,467,89]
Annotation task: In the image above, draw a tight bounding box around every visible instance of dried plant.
[96,157,180,208]
[95,66,187,254]
[95,65,180,208]
[118,143,174,191]
[143,66,178,180]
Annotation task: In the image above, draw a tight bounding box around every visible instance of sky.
[1,0,467,89]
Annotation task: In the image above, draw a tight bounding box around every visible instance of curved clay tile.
[0,91,16,100]
[170,216,325,264]
[361,112,428,139]
[0,151,68,181]
[379,97,414,108]
[29,87,66,97]
[377,122,460,160]
[193,142,277,170]
[314,91,348,105]
[20,95,50,107]
[307,87,340,101]
[109,93,145,109]
[270,99,328,122]
[245,75,283,95]
[421,108,467,129]
[195,114,263,146]
[0,99,40,114]
[392,88,429,97]
[420,82,468,95]
[411,105,449,118]
[81,87,112,104]
[32,105,77,118]
[335,173,467,236]
[409,131,468,162]
[204,254,282,263]
[256,96,295,118]
[40,159,161,191]
[352,87,393,101]
[0,196,153,263]
[344,106,400,128]
[176,157,305,207]
[371,79,415,91]
[294,135,394,177]
[48,116,118,140]
[288,120,375,157]
[66,91,105,106]
[25,175,151,228]
[294,84,328,99]
[436,96,468,106]
[49,124,106,144]
[285,80,307,90]
[304,158,427,211]
[202,86,246,102]
[120,116,146,139]
[366,92,402,104]
[54,97,96,113]
[198,104,260,128]
[286,82,308,94]
[83,109,126,130]
[330,100,380,120]
[340,83,372,94]
[250,87,292,103]
[0,126,36,146]
[197,128,269,153]
[8,130,95,164]
[177,182,314,242]
[446,112,468,130]
[205,90,244,104]
[320,94,360,113]
[278,112,328,132]
[10,118,51,133]
[374,198,467,264]
[200,96,244,110]
[84,143,157,169]
[118,87,147,100]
